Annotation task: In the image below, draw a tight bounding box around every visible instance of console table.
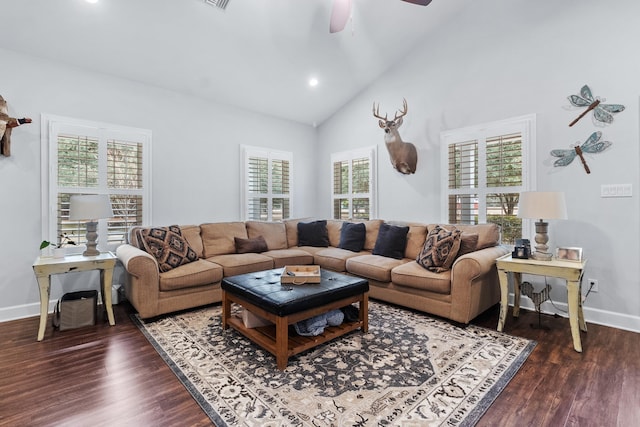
[32,252,117,341]
[496,254,587,352]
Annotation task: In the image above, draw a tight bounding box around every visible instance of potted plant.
[40,233,76,258]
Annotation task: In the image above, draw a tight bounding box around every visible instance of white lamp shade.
[69,194,113,221]
[517,191,567,220]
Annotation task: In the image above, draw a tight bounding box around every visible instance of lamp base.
[83,220,100,257]
[531,251,553,261]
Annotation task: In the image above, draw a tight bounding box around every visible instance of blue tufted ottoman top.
[222,268,368,317]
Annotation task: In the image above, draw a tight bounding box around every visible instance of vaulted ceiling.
[2,0,466,126]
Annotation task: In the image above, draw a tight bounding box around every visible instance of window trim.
[330,145,378,220]
[240,145,293,221]
[41,114,152,252]
[440,114,536,238]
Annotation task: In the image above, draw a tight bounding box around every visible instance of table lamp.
[517,191,567,261]
[69,194,113,256]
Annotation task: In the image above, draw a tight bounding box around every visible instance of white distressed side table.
[496,254,587,352]
[32,252,117,341]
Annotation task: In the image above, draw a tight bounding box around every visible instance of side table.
[496,254,587,352]
[32,252,117,341]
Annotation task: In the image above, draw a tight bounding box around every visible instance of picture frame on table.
[556,247,583,261]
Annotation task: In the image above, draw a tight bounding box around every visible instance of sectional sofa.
[116,219,509,323]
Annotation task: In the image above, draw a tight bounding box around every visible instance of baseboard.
[3,296,639,334]
[508,294,640,334]
[0,294,113,324]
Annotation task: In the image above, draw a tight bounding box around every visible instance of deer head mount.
[373,98,417,174]
[0,95,32,157]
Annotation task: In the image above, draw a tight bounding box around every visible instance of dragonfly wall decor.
[551,131,612,174]
[568,84,625,127]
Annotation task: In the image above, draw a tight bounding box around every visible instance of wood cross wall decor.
[0,95,32,157]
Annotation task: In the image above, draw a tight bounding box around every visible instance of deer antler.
[372,102,388,121]
[394,98,408,121]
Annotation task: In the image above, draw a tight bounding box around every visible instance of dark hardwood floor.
[1,301,638,426]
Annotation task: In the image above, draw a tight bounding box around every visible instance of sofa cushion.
[138,225,198,273]
[297,220,330,247]
[327,220,343,247]
[234,236,268,254]
[417,225,462,272]
[246,221,288,250]
[313,247,366,272]
[201,222,248,257]
[206,253,274,277]
[391,261,452,294]
[346,254,409,282]
[435,223,499,250]
[372,223,409,259]
[361,219,383,251]
[180,225,204,259]
[262,248,314,268]
[338,222,366,252]
[159,259,224,291]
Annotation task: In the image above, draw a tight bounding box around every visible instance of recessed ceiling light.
[86,0,99,4]
[309,77,319,88]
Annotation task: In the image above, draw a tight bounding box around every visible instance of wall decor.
[0,95,32,157]
[372,98,418,174]
[567,84,625,127]
[551,131,611,174]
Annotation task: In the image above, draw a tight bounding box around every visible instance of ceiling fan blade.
[401,0,433,6]
[330,0,352,33]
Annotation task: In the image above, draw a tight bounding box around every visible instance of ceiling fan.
[330,0,433,33]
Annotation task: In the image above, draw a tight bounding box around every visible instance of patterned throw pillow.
[417,225,462,272]
[138,225,198,272]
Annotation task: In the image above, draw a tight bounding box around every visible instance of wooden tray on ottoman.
[281,265,321,284]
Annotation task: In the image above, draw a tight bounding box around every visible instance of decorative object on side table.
[69,194,113,256]
[557,246,583,262]
[40,233,76,258]
[517,191,567,261]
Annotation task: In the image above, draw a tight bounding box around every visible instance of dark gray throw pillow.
[297,220,330,247]
[338,222,366,252]
[372,223,409,259]
[235,235,268,254]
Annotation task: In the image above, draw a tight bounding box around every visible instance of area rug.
[132,301,535,426]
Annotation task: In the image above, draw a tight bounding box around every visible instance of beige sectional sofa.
[116,219,509,323]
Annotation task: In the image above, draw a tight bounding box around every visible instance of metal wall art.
[551,131,612,174]
[568,84,625,127]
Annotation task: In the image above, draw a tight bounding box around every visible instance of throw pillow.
[338,222,366,252]
[372,223,409,259]
[417,225,462,272]
[297,220,330,247]
[457,232,479,258]
[138,225,198,273]
[234,235,268,254]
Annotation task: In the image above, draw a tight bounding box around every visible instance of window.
[441,115,535,245]
[331,146,377,220]
[42,115,151,250]
[241,146,292,221]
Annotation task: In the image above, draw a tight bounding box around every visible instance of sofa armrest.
[449,245,510,323]
[116,243,159,281]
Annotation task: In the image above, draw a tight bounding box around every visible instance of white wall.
[318,0,640,332]
[0,48,318,321]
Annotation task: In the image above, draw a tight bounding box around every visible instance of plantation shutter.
[441,115,533,245]
[243,147,292,221]
[44,116,151,250]
[331,147,376,220]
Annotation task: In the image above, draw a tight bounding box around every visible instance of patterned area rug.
[132,301,535,426]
